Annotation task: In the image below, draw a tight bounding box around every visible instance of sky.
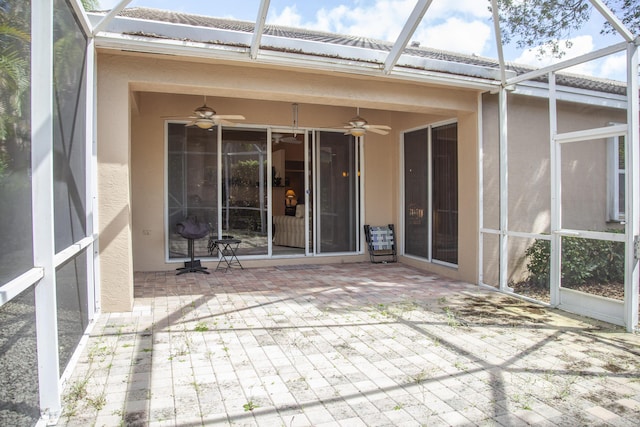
[97,0,629,82]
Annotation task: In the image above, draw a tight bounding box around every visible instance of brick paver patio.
[59,263,640,426]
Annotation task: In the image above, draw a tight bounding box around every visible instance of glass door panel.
[271,131,307,255]
[316,131,358,253]
[167,124,217,259]
[432,123,458,264]
[404,128,429,258]
[222,128,268,256]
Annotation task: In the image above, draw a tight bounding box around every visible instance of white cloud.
[414,17,492,55]
[599,53,626,82]
[268,5,304,27]
[428,0,491,20]
[313,1,415,41]
[270,0,493,56]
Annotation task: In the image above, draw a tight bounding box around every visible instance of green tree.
[0,1,30,178]
[83,0,99,9]
[493,0,640,57]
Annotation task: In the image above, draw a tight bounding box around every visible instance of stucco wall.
[98,51,482,311]
[96,55,134,312]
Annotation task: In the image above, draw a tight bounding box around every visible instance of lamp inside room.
[285,189,297,206]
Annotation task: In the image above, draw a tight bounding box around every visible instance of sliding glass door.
[404,128,429,258]
[403,122,458,265]
[166,123,218,260]
[167,126,362,259]
[432,123,458,264]
[315,131,360,253]
[222,128,269,256]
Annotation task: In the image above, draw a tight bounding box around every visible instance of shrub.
[525,231,624,287]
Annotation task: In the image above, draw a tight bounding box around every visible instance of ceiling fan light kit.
[349,128,366,137]
[343,107,391,136]
[162,96,246,128]
[194,118,215,129]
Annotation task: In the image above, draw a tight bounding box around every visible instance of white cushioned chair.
[273,204,304,248]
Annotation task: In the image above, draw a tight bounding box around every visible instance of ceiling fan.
[272,133,301,144]
[166,96,245,129]
[344,107,391,136]
[272,103,302,144]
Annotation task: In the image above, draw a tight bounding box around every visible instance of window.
[608,133,625,222]
[403,122,458,265]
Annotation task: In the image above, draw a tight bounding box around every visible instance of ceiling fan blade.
[212,115,245,120]
[366,124,391,130]
[215,119,238,126]
[365,127,389,135]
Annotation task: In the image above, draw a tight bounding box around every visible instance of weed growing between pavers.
[243,400,259,411]
[194,321,209,332]
[61,339,113,421]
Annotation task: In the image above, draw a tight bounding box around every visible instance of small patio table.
[211,238,243,272]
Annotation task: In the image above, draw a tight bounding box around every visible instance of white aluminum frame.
[32,1,61,423]
[476,0,640,331]
[624,43,639,329]
[0,2,105,424]
[383,0,434,74]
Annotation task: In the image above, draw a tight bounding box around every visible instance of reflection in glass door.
[315,131,359,253]
[271,131,308,256]
[166,123,218,260]
[404,128,429,258]
[432,123,458,264]
[221,128,268,256]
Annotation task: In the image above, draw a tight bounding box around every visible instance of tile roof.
[104,7,626,96]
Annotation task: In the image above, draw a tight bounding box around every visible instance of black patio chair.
[364,224,397,264]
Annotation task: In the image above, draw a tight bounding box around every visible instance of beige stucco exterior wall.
[481,92,626,285]
[96,55,134,312]
[98,51,482,311]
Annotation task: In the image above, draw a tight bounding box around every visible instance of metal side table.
[210,238,243,272]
